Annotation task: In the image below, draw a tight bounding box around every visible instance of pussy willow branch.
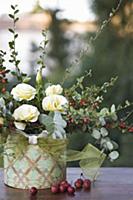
[62,0,122,84]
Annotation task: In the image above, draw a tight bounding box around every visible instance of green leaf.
[8,14,14,19]
[39,114,54,134]
[16,60,20,65]
[11,5,15,10]
[8,29,14,33]
[14,10,19,14]
[15,34,18,38]
[15,17,19,22]
[22,76,31,83]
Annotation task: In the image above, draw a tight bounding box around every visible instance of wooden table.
[0,168,133,200]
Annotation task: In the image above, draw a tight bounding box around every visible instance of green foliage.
[8,5,29,82]
[39,113,54,134]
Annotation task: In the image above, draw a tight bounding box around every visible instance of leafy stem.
[8,5,22,81]
[37,29,48,69]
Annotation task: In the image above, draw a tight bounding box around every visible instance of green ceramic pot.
[4,135,66,189]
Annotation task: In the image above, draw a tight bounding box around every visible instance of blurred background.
[0,0,133,166]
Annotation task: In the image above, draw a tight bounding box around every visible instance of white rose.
[45,84,63,96]
[42,95,68,112]
[11,83,36,101]
[13,104,40,122]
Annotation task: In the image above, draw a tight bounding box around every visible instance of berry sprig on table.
[29,174,91,196]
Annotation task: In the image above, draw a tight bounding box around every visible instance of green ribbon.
[1,133,106,181]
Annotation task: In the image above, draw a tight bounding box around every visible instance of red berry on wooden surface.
[67,186,75,195]
[59,184,67,193]
[74,180,82,189]
[29,187,38,196]
[51,185,59,194]
[60,180,68,185]
[83,179,91,190]
[77,178,84,185]
[63,182,71,189]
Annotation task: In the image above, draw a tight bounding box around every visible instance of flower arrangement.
[0,4,132,191]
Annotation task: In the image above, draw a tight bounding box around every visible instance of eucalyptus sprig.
[8,5,22,81]
[35,30,49,109]
[37,29,48,69]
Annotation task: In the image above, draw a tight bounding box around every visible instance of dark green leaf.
[11,71,17,75]
[11,5,15,10]
[8,29,14,33]
[16,60,20,65]
[9,60,14,63]
[8,14,14,19]
[15,34,18,38]
[15,17,19,22]
[14,10,19,14]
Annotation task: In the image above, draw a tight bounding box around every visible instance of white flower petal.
[11,83,36,101]
[13,104,40,123]
[45,84,63,96]
[14,122,26,130]
[42,95,68,112]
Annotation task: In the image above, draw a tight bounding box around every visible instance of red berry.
[80,99,87,106]
[69,100,75,107]
[1,88,6,93]
[59,184,67,193]
[77,178,84,185]
[63,182,71,189]
[128,127,133,132]
[119,122,126,129]
[60,180,68,185]
[29,187,38,196]
[83,179,91,190]
[67,186,75,195]
[1,79,6,84]
[51,185,59,194]
[74,181,82,189]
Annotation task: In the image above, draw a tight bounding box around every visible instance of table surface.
[0,168,133,200]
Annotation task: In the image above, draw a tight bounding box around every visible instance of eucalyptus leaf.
[109,151,119,161]
[92,129,101,139]
[39,114,54,134]
[100,127,108,137]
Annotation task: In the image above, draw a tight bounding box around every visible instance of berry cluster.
[0,51,9,94]
[50,176,91,195]
[119,121,133,133]
[29,174,91,197]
